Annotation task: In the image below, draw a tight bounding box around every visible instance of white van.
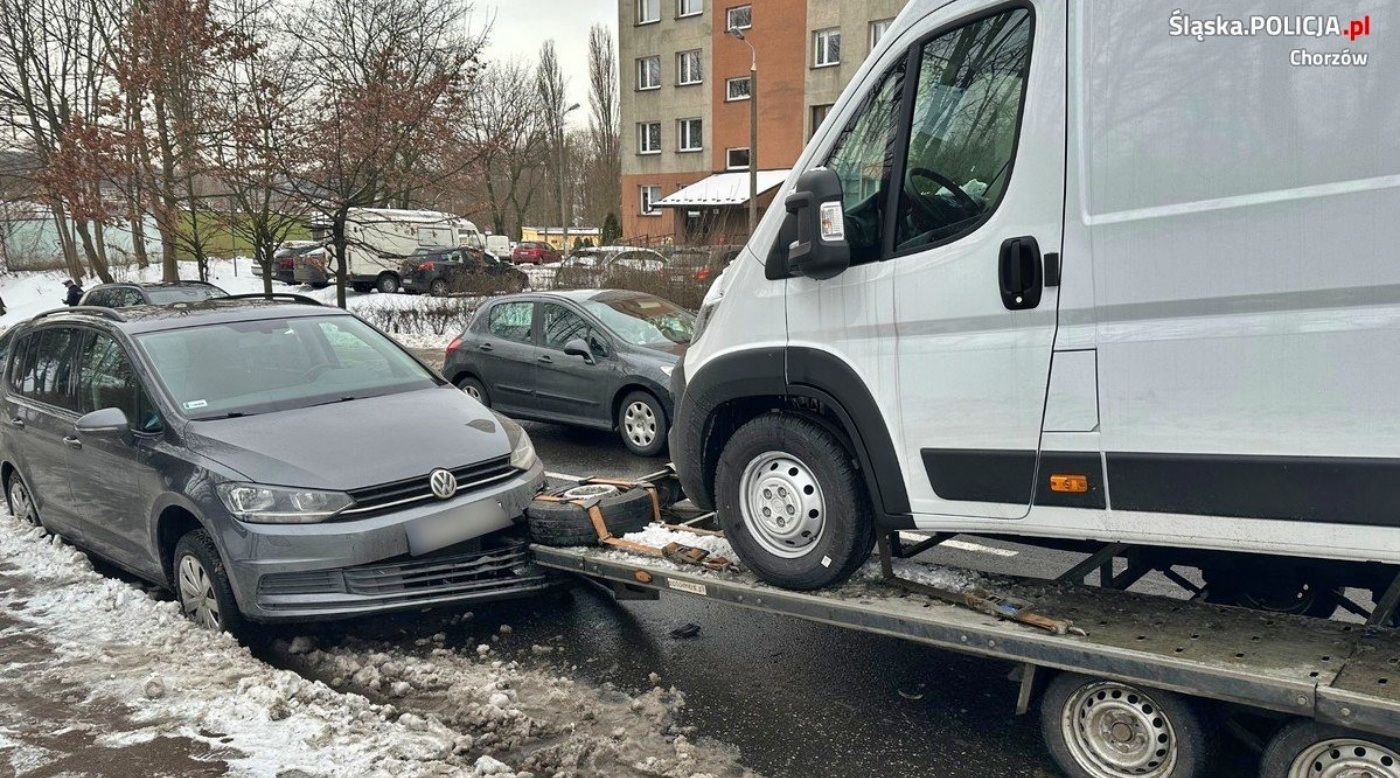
[671,0,1395,610]
[484,234,511,259]
[310,209,484,292]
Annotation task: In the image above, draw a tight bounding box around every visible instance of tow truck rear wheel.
[1040,673,1214,778]
[1259,721,1400,778]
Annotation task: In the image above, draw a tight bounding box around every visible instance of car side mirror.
[771,167,850,281]
[563,338,594,364]
[75,407,130,436]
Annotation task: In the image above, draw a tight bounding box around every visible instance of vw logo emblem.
[429,469,458,500]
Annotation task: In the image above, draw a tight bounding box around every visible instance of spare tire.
[527,483,659,547]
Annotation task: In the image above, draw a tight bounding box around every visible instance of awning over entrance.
[655,169,792,208]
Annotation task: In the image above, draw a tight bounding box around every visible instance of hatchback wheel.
[619,391,667,457]
[456,376,491,407]
[429,279,449,296]
[173,529,246,637]
[7,473,42,529]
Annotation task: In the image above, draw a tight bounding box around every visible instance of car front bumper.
[219,462,549,622]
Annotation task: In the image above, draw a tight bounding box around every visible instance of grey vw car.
[442,290,694,457]
[0,297,547,635]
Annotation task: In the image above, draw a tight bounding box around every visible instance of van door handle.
[998,236,1044,311]
[62,436,82,450]
[9,417,24,429]
[479,343,494,352]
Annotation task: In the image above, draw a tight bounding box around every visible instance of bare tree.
[461,60,547,239]
[535,40,572,250]
[585,24,619,229]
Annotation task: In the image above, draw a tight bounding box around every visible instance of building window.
[726,147,750,170]
[637,56,661,90]
[638,122,661,154]
[725,75,751,101]
[870,18,894,49]
[678,119,702,151]
[810,104,833,138]
[637,0,659,24]
[640,185,663,216]
[678,0,701,18]
[726,4,750,31]
[677,50,702,85]
[814,28,841,67]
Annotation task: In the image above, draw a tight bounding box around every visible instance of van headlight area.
[217,484,353,524]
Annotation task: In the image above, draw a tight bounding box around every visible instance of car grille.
[256,537,540,607]
[339,456,518,518]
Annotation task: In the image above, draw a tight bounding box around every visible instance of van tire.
[527,486,657,547]
[173,529,247,639]
[375,273,399,294]
[715,413,874,590]
[1041,672,1215,778]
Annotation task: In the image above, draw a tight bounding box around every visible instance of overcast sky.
[481,0,617,126]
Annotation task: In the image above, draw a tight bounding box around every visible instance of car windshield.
[136,315,437,420]
[144,286,226,305]
[583,294,695,347]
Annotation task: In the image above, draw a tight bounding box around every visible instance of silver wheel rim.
[563,484,621,500]
[177,555,221,631]
[461,383,483,401]
[738,451,826,559]
[623,401,657,448]
[1288,737,1400,778]
[1061,682,1178,778]
[8,480,37,526]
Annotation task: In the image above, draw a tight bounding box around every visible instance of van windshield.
[137,316,437,419]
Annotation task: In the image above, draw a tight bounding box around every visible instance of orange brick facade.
[711,0,808,174]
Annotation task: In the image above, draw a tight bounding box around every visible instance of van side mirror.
[563,338,594,364]
[772,167,850,281]
[75,407,130,436]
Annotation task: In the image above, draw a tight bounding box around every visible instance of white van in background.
[484,234,511,259]
[670,0,1396,613]
[308,208,485,293]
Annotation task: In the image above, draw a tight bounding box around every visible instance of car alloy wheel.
[623,400,657,448]
[7,478,38,526]
[177,554,222,630]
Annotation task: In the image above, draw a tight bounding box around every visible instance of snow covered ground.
[0,506,754,778]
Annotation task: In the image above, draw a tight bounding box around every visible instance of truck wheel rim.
[739,451,826,559]
[177,555,221,631]
[1061,682,1177,778]
[1288,738,1400,778]
[8,480,36,526]
[624,401,657,448]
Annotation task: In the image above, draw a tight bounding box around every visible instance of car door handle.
[9,417,24,430]
[62,436,82,450]
[479,343,494,352]
[537,355,553,364]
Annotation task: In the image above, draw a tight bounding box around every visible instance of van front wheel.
[715,414,874,590]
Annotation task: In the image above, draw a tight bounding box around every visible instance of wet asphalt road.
[510,419,1261,778]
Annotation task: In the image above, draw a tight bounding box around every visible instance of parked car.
[510,242,561,265]
[400,246,529,296]
[255,242,322,286]
[0,297,547,634]
[443,290,694,456]
[80,281,227,308]
[293,246,332,288]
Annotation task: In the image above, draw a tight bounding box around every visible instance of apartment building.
[618,0,907,244]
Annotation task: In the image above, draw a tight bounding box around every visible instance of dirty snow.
[0,507,755,777]
[604,525,741,575]
[856,557,982,593]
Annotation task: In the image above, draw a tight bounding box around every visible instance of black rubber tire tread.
[429,279,448,296]
[455,376,491,408]
[5,470,44,530]
[1040,672,1216,778]
[527,486,657,547]
[1259,720,1400,778]
[618,390,668,457]
[715,413,875,590]
[375,273,399,294]
[173,528,249,640]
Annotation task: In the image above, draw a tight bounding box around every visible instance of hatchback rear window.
[144,285,226,305]
[137,316,436,419]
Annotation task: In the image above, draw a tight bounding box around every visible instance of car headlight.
[495,413,538,471]
[216,483,353,524]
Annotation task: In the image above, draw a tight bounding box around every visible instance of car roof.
[24,298,345,335]
[87,280,222,290]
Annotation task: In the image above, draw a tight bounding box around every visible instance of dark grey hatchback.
[0,298,547,635]
[442,290,694,456]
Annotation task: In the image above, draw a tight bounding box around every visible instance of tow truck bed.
[532,543,1400,738]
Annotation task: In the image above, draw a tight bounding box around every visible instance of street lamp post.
[729,27,758,235]
[558,102,580,255]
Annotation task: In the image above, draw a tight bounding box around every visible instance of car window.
[824,56,907,264]
[137,316,436,420]
[75,332,161,431]
[15,328,80,410]
[487,302,533,343]
[83,289,109,307]
[895,8,1033,251]
[539,304,590,351]
[144,285,225,305]
[582,294,694,348]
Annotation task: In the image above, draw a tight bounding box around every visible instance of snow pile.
[857,557,981,593]
[605,524,742,574]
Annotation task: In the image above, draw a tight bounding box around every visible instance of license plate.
[404,499,511,556]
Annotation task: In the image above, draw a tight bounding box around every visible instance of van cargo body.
[671,0,1400,595]
[309,208,484,293]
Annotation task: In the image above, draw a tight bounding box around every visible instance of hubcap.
[623,401,657,448]
[177,555,221,631]
[1061,682,1177,778]
[462,384,482,400]
[8,480,37,526]
[738,452,826,559]
[1289,738,1400,778]
[563,484,621,500]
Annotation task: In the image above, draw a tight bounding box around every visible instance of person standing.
[63,279,83,306]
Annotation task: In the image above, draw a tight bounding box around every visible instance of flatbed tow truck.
[528,471,1400,777]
